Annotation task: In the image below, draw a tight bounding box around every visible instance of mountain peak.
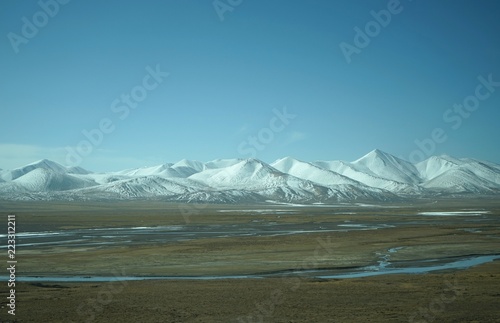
[27,158,57,165]
[172,159,204,171]
[21,159,67,172]
[273,156,300,163]
[205,158,243,169]
[370,148,384,155]
[1,159,71,182]
[237,158,273,170]
[368,148,391,157]
[271,156,305,173]
[352,149,421,184]
[354,149,394,164]
[1,151,499,202]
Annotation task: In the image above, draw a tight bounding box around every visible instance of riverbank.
[1,199,499,321]
[4,261,500,322]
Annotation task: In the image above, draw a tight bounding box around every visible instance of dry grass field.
[1,198,499,322]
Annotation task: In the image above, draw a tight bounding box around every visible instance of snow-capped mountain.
[415,155,463,181]
[13,168,96,192]
[417,156,500,193]
[1,159,69,181]
[0,150,499,203]
[312,152,422,194]
[0,159,97,193]
[352,149,421,184]
[271,157,361,187]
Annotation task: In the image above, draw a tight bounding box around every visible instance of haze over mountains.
[1,150,499,203]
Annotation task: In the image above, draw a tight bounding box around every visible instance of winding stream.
[3,254,499,282]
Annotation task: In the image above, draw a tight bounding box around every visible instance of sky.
[1,0,499,172]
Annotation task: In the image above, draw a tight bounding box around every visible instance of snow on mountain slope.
[12,168,97,192]
[112,160,205,179]
[190,158,392,202]
[75,176,197,198]
[417,156,500,189]
[352,149,421,184]
[190,158,327,193]
[271,157,361,186]
[312,159,421,193]
[0,160,96,193]
[0,159,94,183]
[172,159,205,172]
[192,158,312,200]
[204,158,243,169]
[174,190,263,204]
[325,184,395,201]
[2,159,68,181]
[416,155,462,180]
[116,163,174,177]
[171,159,205,177]
[422,167,500,193]
[0,150,499,202]
[189,159,284,189]
[479,160,500,172]
[0,182,24,194]
[66,166,92,175]
[465,161,500,185]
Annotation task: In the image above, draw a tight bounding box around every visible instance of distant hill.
[1,150,499,202]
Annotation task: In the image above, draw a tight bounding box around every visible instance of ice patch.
[418,211,490,216]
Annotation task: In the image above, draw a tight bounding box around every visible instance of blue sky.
[1,0,499,171]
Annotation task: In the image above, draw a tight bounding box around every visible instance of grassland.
[0,198,499,322]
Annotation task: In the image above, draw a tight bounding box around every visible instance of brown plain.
[0,199,499,322]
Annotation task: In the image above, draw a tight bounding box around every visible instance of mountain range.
[1,149,499,203]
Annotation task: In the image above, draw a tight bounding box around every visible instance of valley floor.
[6,261,500,322]
[0,199,499,322]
